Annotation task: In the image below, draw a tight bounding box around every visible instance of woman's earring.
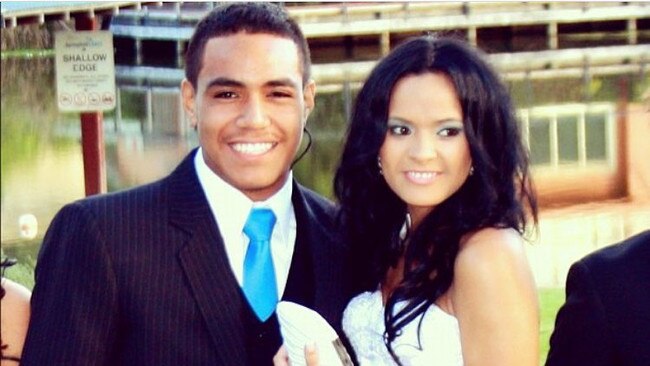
[377,156,384,175]
[469,166,475,176]
[399,212,412,242]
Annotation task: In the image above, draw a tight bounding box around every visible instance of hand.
[273,345,290,366]
[304,342,320,366]
[273,343,321,366]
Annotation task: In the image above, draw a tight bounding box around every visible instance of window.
[518,103,615,170]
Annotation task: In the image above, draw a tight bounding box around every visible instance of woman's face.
[379,72,472,226]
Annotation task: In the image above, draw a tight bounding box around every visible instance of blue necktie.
[243,208,278,321]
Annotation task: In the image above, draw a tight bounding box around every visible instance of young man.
[546,230,650,366]
[22,4,351,365]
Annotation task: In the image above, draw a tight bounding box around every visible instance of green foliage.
[508,78,586,108]
[293,91,348,198]
[508,73,647,110]
[2,258,35,290]
[0,57,79,200]
[118,90,147,120]
[2,246,37,290]
[632,74,650,103]
[0,49,55,59]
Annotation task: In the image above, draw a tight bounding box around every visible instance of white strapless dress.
[342,291,463,366]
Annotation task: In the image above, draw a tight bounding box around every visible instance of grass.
[539,287,566,365]
[2,244,38,290]
[0,48,55,59]
[2,256,36,290]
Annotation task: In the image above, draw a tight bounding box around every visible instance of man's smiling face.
[182,32,315,201]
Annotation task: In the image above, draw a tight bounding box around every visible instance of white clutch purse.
[276,301,353,366]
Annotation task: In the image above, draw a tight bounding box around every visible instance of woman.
[1,257,31,365]
[334,35,539,365]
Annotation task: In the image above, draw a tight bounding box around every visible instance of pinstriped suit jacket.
[22,149,352,365]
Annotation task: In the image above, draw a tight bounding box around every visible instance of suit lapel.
[282,184,316,306]
[167,150,247,364]
[289,183,346,327]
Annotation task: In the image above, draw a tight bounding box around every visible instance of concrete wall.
[626,102,650,203]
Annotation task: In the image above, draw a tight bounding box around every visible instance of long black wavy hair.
[334,35,538,363]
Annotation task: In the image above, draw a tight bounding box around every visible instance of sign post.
[55,18,115,196]
[55,31,115,112]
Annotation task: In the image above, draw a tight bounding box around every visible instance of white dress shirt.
[194,148,297,299]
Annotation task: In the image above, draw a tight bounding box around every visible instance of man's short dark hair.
[185,2,311,88]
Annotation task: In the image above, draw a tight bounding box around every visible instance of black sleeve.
[545,260,615,366]
[21,202,118,366]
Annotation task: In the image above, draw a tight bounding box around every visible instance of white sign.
[55,31,115,111]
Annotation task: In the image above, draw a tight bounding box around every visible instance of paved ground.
[527,199,650,287]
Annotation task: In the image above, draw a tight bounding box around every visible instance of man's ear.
[181,79,198,129]
[303,79,316,123]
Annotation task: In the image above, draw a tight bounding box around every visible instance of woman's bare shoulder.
[457,228,526,269]
[451,228,539,365]
[451,226,535,299]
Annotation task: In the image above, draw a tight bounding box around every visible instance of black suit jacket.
[546,230,650,366]
[22,149,352,366]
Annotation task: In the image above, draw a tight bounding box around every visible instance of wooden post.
[146,88,153,133]
[627,18,637,45]
[80,112,107,194]
[135,38,142,65]
[547,21,558,50]
[176,40,184,67]
[380,31,390,56]
[467,26,477,46]
[75,13,106,196]
[616,76,629,198]
[115,88,122,132]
